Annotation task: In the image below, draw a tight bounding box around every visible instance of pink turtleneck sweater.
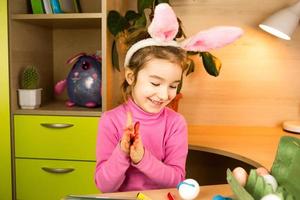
[94,99,188,192]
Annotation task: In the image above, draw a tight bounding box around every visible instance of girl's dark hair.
[121,45,187,101]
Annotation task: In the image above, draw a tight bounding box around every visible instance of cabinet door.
[16,158,99,200]
[14,115,99,160]
[0,1,12,199]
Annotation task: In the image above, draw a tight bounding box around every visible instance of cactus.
[21,66,39,89]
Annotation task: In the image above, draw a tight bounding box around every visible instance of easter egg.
[212,195,232,200]
[262,174,278,191]
[232,167,248,187]
[260,194,281,200]
[177,179,200,200]
[256,167,269,176]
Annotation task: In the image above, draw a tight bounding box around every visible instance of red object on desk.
[167,192,176,200]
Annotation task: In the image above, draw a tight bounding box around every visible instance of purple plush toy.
[55,53,102,108]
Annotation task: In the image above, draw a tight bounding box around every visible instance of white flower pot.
[18,88,42,109]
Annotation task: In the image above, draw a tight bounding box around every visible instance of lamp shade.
[259,1,300,40]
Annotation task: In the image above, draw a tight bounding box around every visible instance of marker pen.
[136,192,152,200]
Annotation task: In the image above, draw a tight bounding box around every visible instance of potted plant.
[18,65,42,109]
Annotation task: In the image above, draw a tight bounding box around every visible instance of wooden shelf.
[11,13,102,28]
[14,100,102,117]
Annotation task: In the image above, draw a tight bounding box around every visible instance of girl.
[95,3,243,193]
[95,44,188,192]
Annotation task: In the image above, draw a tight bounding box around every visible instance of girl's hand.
[120,112,134,155]
[130,122,144,164]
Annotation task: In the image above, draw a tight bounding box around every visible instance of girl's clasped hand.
[120,112,144,164]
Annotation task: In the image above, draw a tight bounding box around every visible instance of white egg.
[232,167,248,187]
[260,194,281,200]
[262,174,278,191]
[177,179,200,200]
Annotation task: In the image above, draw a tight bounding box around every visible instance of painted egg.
[177,179,200,200]
[256,167,269,176]
[260,194,281,200]
[262,174,278,191]
[232,167,248,187]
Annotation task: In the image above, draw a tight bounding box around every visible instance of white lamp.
[260,1,300,133]
[259,1,300,40]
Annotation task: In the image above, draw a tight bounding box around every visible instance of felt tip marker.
[167,192,176,200]
[136,192,152,200]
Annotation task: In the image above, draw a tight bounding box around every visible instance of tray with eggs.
[226,136,300,200]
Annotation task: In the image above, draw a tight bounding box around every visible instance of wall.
[108,0,300,127]
[171,0,300,126]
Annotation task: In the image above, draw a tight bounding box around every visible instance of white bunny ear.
[180,26,244,52]
[148,3,179,42]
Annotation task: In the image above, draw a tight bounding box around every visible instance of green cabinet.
[14,115,100,200]
[16,159,98,200]
[14,115,98,160]
[0,1,12,199]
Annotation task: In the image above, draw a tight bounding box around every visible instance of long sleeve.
[132,115,188,188]
[94,113,130,192]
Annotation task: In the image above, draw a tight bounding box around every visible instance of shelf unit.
[7,0,131,198]
[8,0,110,199]
[9,1,107,116]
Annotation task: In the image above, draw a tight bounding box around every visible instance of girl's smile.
[148,98,164,105]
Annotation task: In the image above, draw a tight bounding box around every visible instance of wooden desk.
[188,126,300,170]
[67,126,300,199]
[86,184,231,200]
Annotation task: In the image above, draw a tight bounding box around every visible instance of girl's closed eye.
[151,82,160,87]
[169,85,178,89]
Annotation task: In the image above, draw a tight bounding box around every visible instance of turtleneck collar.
[124,98,165,121]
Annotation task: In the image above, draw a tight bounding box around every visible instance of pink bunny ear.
[148,3,179,42]
[180,26,244,52]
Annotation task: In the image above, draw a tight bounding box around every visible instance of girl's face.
[129,58,182,113]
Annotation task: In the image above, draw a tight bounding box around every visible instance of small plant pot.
[18,88,42,109]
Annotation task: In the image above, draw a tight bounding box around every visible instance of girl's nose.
[157,87,169,101]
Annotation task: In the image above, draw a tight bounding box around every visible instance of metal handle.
[40,123,74,129]
[41,167,75,174]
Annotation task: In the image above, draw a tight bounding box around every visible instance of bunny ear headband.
[124,3,244,67]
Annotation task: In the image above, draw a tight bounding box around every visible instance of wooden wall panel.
[172,0,300,126]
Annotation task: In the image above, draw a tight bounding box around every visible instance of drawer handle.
[40,123,74,129]
[41,167,75,174]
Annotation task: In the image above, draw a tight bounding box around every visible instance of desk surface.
[93,184,231,200]
[71,126,300,199]
[188,125,300,169]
